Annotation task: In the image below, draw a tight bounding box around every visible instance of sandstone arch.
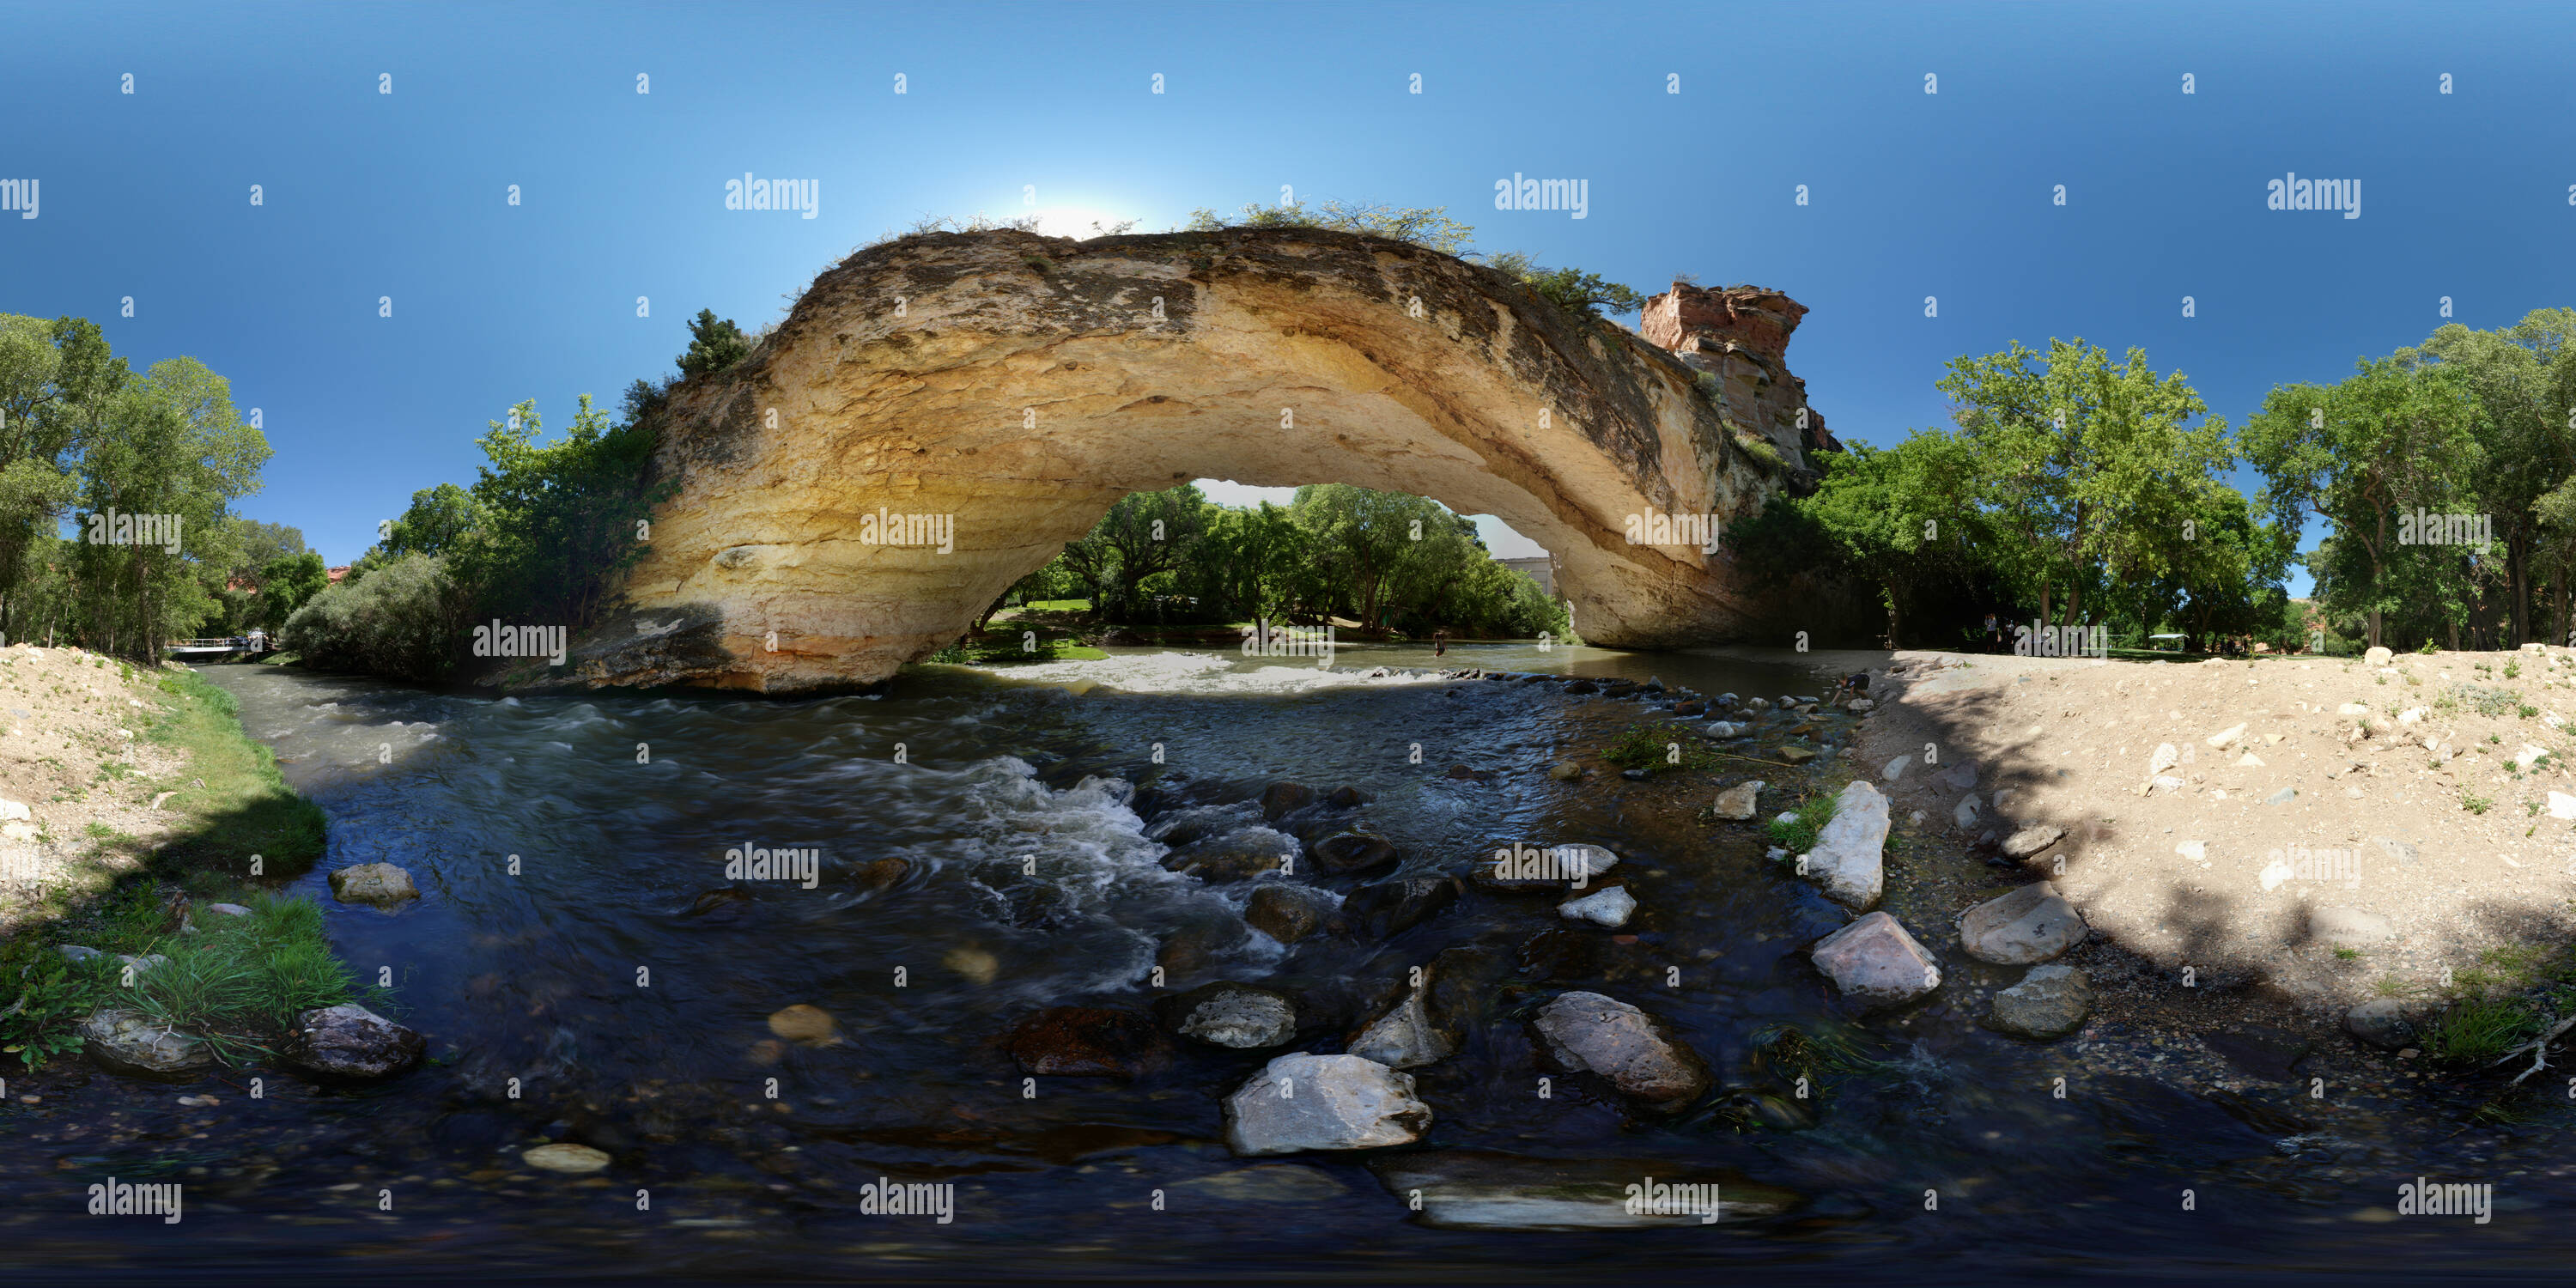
[562,228,1846,692]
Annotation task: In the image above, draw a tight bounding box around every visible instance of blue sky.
[5,1,2573,592]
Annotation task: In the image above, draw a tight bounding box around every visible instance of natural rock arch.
[560,228,1849,692]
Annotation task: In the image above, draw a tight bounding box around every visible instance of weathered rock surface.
[1163,982,1299,1049]
[1342,874,1461,939]
[1368,1151,1801,1230]
[1144,805,1256,847]
[1530,991,1710,1110]
[1988,964,2093,1039]
[1711,780,1763,820]
[280,1004,427,1078]
[1474,843,1620,892]
[82,1009,213,1079]
[2000,824,2063,860]
[1309,830,1399,877]
[1957,881,2088,964]
[1348,978,1457,1070]
[544,228,1846,693]
[1242,882,1338,943]
[2345,999,2416,1050]
[1163,827,1299,884]
[1223,1054,1431,1156]
[1802,780,1889,909]
[1558,885,1637,928]
[329,862,418,908]
[1811,912,1941,1008]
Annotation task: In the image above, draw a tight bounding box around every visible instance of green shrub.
[282,552,473,683]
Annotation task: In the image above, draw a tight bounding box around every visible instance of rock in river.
[1243,882,1338,943]
[1802,780,1889,909]
[1987,964,2092,1039]
[1348,977,1457,1070]
[81,1008,213,1079]
[1342,874,1460,939]
[1224,1053,1431,1156]
[1531,991,1710,1110]
[1163,827,1300,884]
[1811,911,1941,1009]
[1368,1151,1801,1229]
[1558,885,1637,928]
[281,1004,427,1078]
[328,861,419,908]
[1309,830,1399,877]
[1163,982,1299,1049]
[1711,780,1763,821]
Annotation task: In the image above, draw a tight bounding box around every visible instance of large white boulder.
[1801,780,1889,910]
[1223,1054,1431,1156]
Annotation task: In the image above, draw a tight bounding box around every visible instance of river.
[1,643,2568,1281]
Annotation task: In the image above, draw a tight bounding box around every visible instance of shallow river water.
[3,643,2573,1282]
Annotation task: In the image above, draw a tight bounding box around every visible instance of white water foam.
[969,649,1450,697]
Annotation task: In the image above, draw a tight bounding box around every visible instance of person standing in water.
[1432,629,1448,658]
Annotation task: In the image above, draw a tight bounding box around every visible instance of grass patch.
[2421,997,2545,1068]
[1,891,369,1071]
[1765,787,1841,856]
[2462,792,2494,816]
[1602,721,1720,775]
[2418,934,2576,1070]
[143,669,326,878]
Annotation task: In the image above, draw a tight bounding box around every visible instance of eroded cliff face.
[554,228,1841,692]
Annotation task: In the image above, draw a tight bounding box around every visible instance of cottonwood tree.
[2243,359,2482,650]
[1940,338,2233,635]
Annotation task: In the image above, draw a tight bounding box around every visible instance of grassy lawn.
[144,668,327,880]
[922,630,1109,666]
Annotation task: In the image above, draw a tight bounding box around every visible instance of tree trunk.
[2511,536,2530,647]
